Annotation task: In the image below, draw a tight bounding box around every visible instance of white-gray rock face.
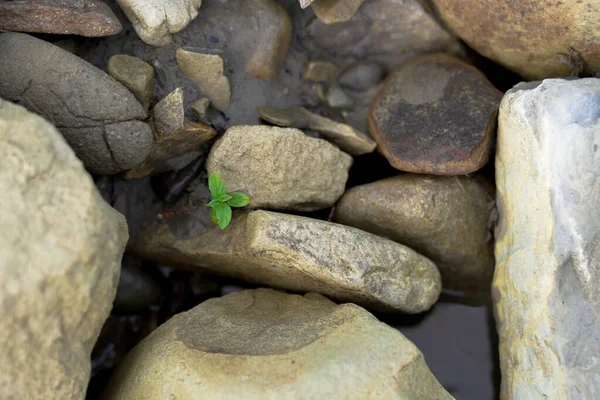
[117,0,203,46]
[0,99,128,399]
[494,78,600,399]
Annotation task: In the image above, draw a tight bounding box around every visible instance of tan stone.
[334,175,495,293]
[0,99,128,399]
[116,0,203,46]
[494,78,600,399]
[311,0,366,24]
[245,0,292,81]
[191,97,210,120]
[431,0,600,80]
[103,289,453,400]
[107,54,154,112]
[258,106,376,155]
[369,53,502,174]
[176,48,231,109]
[131,210,442,313]
[303,60,337,82]
[206,125,353,211]
[125,88,216,178]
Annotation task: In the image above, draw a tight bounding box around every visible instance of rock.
[303,60,337,82]
[494,78,600,399]
[206,125,353,211]
[339,62,385,92]
[126,88,216,179]
[0,99,128,399]
[259,106,376,155]
[369,53,502,174]
[107,54,155,112]
[103,289,452,399]
[0,0,122,37]
[0,33,153,175]
[114,256,161,312]
[176,48,231,110]
[303,0,464,70]
[116,0,203,46]
[431,0,600,80]
[131,210,442,313]
[191,97,210,121]
[334,175,495,293]
[311,0,366,25]
[245,0,292,81]
[318,82,354,109]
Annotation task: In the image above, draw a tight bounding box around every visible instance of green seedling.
[207,172,250,229]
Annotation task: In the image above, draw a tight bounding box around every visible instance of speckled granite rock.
[494,78,600,399]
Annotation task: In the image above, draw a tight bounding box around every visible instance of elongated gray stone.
[0,33,152,175]
[131,210,442,313]
[494,78,600,399]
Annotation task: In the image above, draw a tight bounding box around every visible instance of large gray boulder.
[103,289,454,400]
[494,78,600,399]
[0,99,128,399]
[131,210,442,313]
[0,33,153,175]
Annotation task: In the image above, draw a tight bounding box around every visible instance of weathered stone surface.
[0,0,122,37]
[0,99,128,399]
[311,0,366,25]
[245,0,292,81]
[303,0,464,70]
[107,54,155,112]
[431,0,600,80]
[116,0,203,46]
[334,175,495,293]
[494,78,600,399]
[125,88,216,178]
[259,106,376,155]
[103,289,452,399]
[206,125,353,211]
[303,60,337,82]
[131,210,442,313]
[369,53,502,174]
[176,48,231,110]
[339,62,385,92]
[0,33,153,175]
[191,97,210,120]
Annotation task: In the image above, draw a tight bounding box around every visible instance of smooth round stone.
[339,61,385,92]
[369,53,502,175]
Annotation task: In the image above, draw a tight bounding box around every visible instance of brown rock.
[311,0,366,25]
[303,60,337,82]
[107,55,155,112]
[369,53,501,175]
[431,0,600,80]
[125,88,216,179]
[334,175,495,293]
[259,106,376,155]
[176,48,231,110]
[0,0,122,37]
[245,0,292,81]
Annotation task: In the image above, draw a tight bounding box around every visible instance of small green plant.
[207,172,250,229]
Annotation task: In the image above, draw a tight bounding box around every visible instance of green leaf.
[214,203,232,229]
[227,192,250,207]
[208,173,227,199]
[217,194,232,203]
[207,199,221,208]
[210,207,219,225]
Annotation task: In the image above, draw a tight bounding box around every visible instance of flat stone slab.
[369,53,502,174]
[131,210,442,313]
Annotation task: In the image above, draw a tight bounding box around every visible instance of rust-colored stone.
[0,0,122,37]
[431,0,600,80]
[369,53,501,175]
